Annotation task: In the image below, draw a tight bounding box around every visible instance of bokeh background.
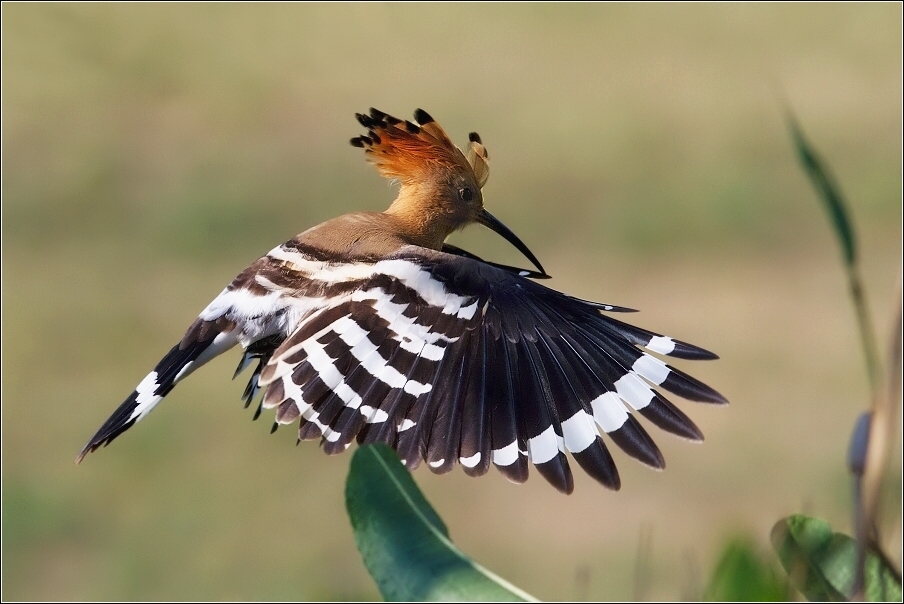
[3,4,901,600]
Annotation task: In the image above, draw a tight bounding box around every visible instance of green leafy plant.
[771,515,901,602]
[345,444,536,602]
[703,537,792,602]
[770,114,903,601]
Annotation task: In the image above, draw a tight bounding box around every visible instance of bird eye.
[458,187,474,202]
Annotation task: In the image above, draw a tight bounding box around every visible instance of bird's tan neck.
[382,184,457,250]
[295,205,453,262]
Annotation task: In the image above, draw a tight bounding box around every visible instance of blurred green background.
[3,4,901,600]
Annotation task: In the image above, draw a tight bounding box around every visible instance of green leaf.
[704,536,791,601]
[771,515,902,602]
[786,110,881,391]
[345,444,536,602]
[786,113,856,265]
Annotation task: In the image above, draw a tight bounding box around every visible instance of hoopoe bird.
[77,108,727,494]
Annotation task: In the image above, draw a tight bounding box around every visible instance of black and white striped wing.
[256,246,726,494]
[77,249,308,461]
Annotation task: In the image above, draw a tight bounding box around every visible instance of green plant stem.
[786,112,882,394]
[848,263,882,393]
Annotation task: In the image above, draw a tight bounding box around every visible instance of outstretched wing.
[77,240,337,462]
[256,246,727,494]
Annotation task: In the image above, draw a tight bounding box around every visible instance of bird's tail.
[76,332,234,463]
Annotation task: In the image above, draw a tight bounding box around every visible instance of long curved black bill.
[476,209,548,277]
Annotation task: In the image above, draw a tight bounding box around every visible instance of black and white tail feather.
[78,239,726,493]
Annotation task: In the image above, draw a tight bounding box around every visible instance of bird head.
[351,108,544,275]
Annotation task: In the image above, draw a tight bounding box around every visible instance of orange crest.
[351,108,489,187]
